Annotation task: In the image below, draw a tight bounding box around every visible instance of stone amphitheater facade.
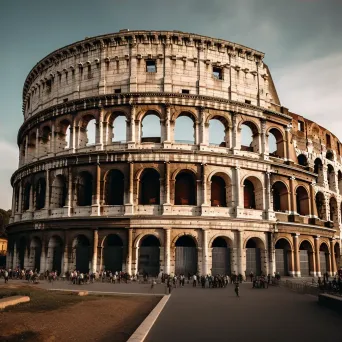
[6,30,342,278]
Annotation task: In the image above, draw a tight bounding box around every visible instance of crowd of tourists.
[317,270,342,296]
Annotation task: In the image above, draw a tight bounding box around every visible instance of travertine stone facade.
[7,30,341,278]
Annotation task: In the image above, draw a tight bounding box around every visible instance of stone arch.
[47,235,64,274]
[275,238,292,276]
[242,175,264,210]
[171,110,197,123]
[326,150,334,161]
[35,177,46,210]
[137,234,161,277]
[27,131,37,162]
[209,234,234,248]
[239,120,260,153]
[77,113,97,148]
[104,169,124,205]
[76,171,93,206]
[208,114,230,147]
[138,168,161,205]
[295,185,310,216]
[174,169,197,205]
[268,127,285,158]
[72,234,91,273]
[209,172,232,207]
[23,182,31,211]
[134,233,163,249]
[50,175,67,208]
[327,164,336,191]
[29,236,42,271]
[245,237,266,276]
[314,158,324,185]
[299,239,314,277]
[141,111,162,143]
[171,233,199,249]
[272,181,289,212]
[173,111,196,144]
[105,111,129,144]
[174,234,198,275]
[329,196,338,223]
[211,236,232,275]
[315,192,326,220]
[39,125,52,157]
[55,119,71,152]
[102,234,123,272]
[297,154,308,167]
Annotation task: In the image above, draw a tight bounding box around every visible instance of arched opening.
[35,178,46,210]
[23,183,31,211]
[319,243,329,276]
[211,237,231,275]
[18,237,27,269]
[297,154,308,167]
[241,121,259,153]
[138,235,160,277]
[329,197,338,224]
[139,169,160,205]
[141,113,161,143]
[27,132,36,162]
[86,118,96,146]
[50,175,67,208]
[272,181,289,212]
[211,176,227,207]
[314,158,323,185]
[111,114,127,143]
[76,172,93,206]
[275,239,291,276]
[48,236,63,274]
[174,114,195,144]
[209,118,226,147]
[299,240,313,277]
[105,170,124,205]
[103,234,123,272]
[39,126,51,156]
[175,171,196,205]
[73,235,90,273]
[245,238,264,276]
[30,237,42,272]
[338,171,342,194]
[326,150,334,161]
[315,192,326,220]
[296,186,310,216]
[57,120,71,151]
[268,128,285,158]
[327,164,335,191]
[175,235,197,275]
[243,177,263,210]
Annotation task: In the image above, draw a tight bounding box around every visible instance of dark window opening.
[106,170,124,205]
[114,88,121,94]
[213,67,223,80]
[146,60,156,73]
[46,80,52,93]
[139,169,160,205]
[35,178,46,210]
[175,172,196,205]
[298,121,304,132]
[244,179,256,209]
[326,134,331,148]
[245,99,251,104]
[77,172,93,206]
[182,89,190,94]
[63,98,68,103]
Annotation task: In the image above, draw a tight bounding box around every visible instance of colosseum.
[6,30,341,278]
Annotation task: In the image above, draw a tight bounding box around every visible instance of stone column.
[125,163,134,215]
[17,181,23,215]
[310,182,317,217]
[293,234,300,277]
[163,162,171,214]
[13,243,18,269]
[164,228,171,274]
[65,168,72,217]
[199,107,207,147]
[289,176,296,214]
[40,239,46,273]
[92,230,98,273]
[126,228,133,275]
[314,236,321,277]
[128,105,136,147]
[44,169,50,212]
[261,119,268,157]
[289,248,295,277]
[231,112,239,152]
[50,122,55,155]
[285,125,291,162]
[268,232,276,276]
[95,108,104,150]
[35,128,39,159]
[236,230,243,276]
[234,166,242,217]
[195,120,200,145]
[29,181,34,212]
[91,164,101,216]
[330,239,336,276]
[202,229,208,275]
[264,171,273,220]
[201,164,209,215]
[163,104,171,146]
[63,244,69,274]
[24,135,28,164]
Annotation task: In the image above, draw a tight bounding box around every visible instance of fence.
[279,280,320,296]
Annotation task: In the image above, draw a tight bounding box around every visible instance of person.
[192,274,197,287]
[249,271,254,282]
[234,282,240,297]
[4,269,9,283]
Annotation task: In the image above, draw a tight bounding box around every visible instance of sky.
[0,0,341,209]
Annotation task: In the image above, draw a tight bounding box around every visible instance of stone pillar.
[163,162,171,215]
[29,181,34,212]
[268,232,276,276]
[234,166,242,215]
[285,125,292,162]
[17,181,23,215]
[126,228,133,275]
[289,176,296,214]
[128,105,136,146]
[261,119,268,157]
[40,240,46,273]
[231,112,239,151]
[199,107,207,147]
[164,228,171,274]
[310,182,317,217]
[201,164,209,214]
[236,230,243,276]
[92,230,98,273]
[289,248,295,277]
[35,128,39,159]
[44,169,50,211]
[95,108,104,150]
[293,234,300,277]
[164,104,171,145]
[202,229,208,275]
[125,163,134,214]
[330,239,336,276]
[314,236,321,277]
[265,171,273,220]
[13,243,18,269]
[65,168,72,217]
[50,122,55,155]
[91,164,101,216]
[195,120,200,145]
[24,135,28,164]
[63,244,69,274]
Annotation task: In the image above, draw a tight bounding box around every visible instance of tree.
[0,209,11,234]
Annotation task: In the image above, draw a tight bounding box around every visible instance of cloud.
[273,51,342,139]
[0,141,18,171]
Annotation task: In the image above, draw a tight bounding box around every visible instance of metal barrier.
[279,280,320,296]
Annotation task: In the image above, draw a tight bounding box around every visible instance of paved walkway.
[145,284,341,342]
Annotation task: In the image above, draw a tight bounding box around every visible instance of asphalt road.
[145,283,342,342]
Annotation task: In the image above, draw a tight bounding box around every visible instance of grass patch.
[0,286,97,313]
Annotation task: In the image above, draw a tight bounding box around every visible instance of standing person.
[193,274,197,287]
[4,269,9,283]
[234,282,240,297]
[249,271,254,282]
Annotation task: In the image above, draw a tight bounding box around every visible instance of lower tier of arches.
[6,227,341,278]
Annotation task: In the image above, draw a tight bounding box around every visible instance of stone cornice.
[23,30,265,101]
[18,92,292,143]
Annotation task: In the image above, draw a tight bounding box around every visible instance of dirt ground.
[0,285,161,342]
